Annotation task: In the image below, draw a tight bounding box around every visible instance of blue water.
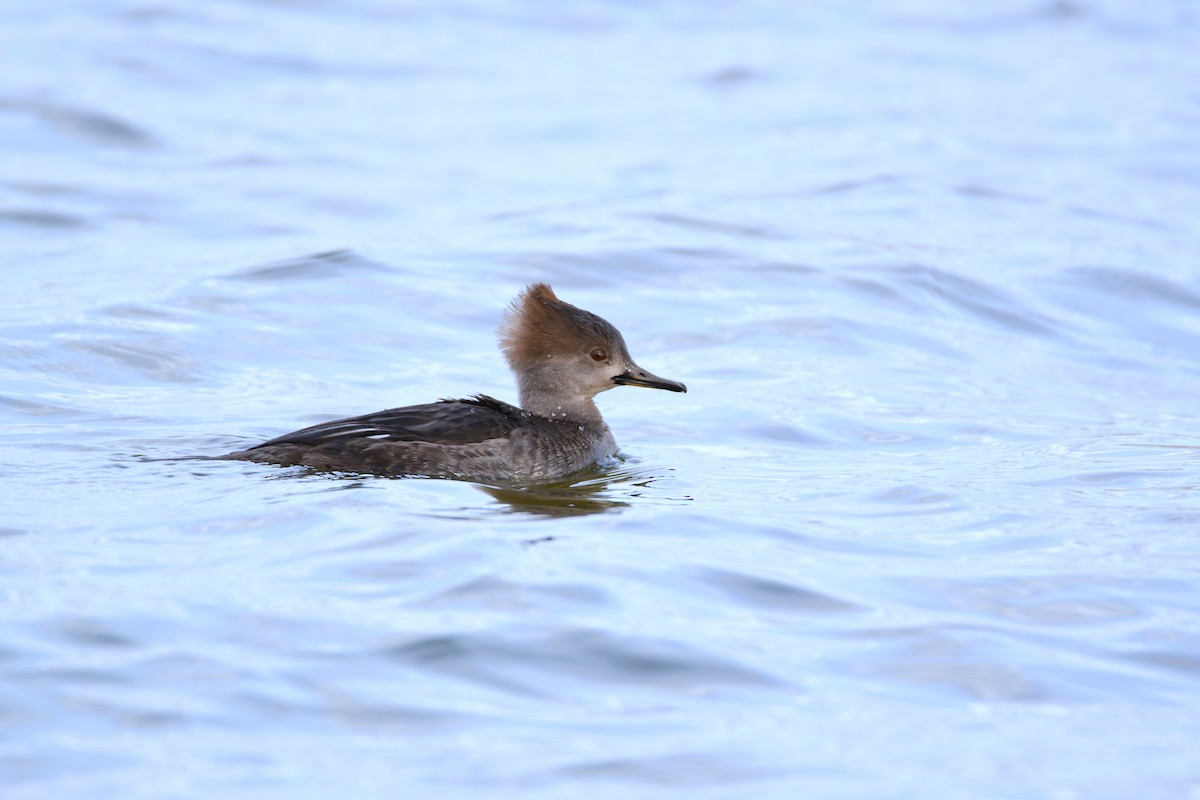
[4,1,1200,797]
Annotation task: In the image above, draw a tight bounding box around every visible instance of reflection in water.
[477,464,685,517]
[142,450,685,520]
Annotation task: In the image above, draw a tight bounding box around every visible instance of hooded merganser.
[222,283,686,484]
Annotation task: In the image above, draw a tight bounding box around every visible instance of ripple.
[697,568,861,614]
[737,422,831,446]
[0,209,89,229]
[62,339,203,384]
[892,576,1156,627]
[0,394,83,417]
[50,617,140,649]
[550,751,781,786]
[1051,265,1200,311]
[228,249,396,282]
[626,212,788,241]
[1122,650,1200,681]
[415,576,612,611]
[697,64,769,88]
[892,264,1062,336]
[0,99,157,149]
[379,629,784,697]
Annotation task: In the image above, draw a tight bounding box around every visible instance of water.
[4,1,1200,797]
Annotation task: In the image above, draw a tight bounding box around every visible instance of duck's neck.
[516,374,605,426]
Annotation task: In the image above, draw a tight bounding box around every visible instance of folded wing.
[244,395,525,450]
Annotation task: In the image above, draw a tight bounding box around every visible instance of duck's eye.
[590,348,607,362]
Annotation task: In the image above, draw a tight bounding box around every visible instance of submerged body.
[222,284,685,484]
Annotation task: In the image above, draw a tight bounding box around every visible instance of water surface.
[3,2,1200,798]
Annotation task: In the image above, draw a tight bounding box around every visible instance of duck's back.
[224,395,616,484]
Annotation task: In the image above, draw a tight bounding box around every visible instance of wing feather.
[246,395,526,450]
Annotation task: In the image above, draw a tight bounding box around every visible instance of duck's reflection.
[476,464,672,518]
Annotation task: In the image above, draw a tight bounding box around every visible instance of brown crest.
[498,283,624,367]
